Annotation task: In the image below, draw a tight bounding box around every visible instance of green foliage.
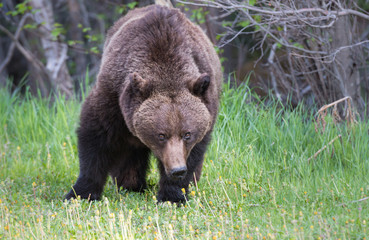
[253,15,261,23]
[0,79,368,239]
[82,27,91,33]
[116,1,138,14]
[67,40,83,46]
[190,7,208,24]
[4,0,103,58]
[293,42,304,49]
[237,20,250,28]
[6,0,32,16]
[182,6,208,25]
[51,23,66,40]
[127,2,138,10]
[89,46,100,54]
[358,0,369,11]
[22,23,37,30]
[84,34,99,42]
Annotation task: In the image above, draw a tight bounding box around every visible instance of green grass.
[0,83,368,239]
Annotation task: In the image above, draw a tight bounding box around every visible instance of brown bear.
[65,5,222,202]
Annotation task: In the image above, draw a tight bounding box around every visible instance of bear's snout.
[168,166,187,180]
[160,137,188,181]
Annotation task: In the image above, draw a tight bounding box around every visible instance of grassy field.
[0,83,368,239]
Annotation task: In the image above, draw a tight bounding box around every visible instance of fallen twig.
[307,135,342,163]
[246,204,263,207]
[337,197,369,207]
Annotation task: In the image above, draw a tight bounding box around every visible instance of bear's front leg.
[157,169,191,203]
[156,154,200,203]
[157,135,211,203]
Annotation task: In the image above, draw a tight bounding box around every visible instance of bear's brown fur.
[65,5,222,202]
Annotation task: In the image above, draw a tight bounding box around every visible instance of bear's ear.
[191,73,210,97]
[129,72,150,98]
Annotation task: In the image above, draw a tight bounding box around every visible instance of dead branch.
[177,0,369,116]
[337,197,369,207]
[315,97,357,132]
[291,40,369,63]
[0,13,33,75]
[0,24,46,74]
[246,204,263,207]
[317,97,352,113]
[307,134,342,163]
[181,0,369,59]
[268,43,282,101]
[179,0,369,21]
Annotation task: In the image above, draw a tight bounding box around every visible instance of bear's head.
[120,72,212,180]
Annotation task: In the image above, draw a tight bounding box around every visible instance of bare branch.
[182,0,368,114]
[180,0,369,58]
[179,0,369,21]
[0,13,33,75]
[267,43,282,101]
[307,135,342,163]
[0,23,46,73]
[337,197,369,206]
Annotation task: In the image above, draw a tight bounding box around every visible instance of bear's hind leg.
[65,151,109,201]
[65,117,112,201]
[110,147,150,192]
[65,169,107,201]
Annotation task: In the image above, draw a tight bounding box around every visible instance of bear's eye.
[158,134,166,141]
[184,132,191,140]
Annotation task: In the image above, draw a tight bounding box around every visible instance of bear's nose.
[169,167,187,180]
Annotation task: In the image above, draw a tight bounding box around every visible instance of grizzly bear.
[65,5,222,202]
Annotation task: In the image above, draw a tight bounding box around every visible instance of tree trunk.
[0,38,9,87]
[67,0,87,81]
[30,0,74,99]
[331,16,364,116]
